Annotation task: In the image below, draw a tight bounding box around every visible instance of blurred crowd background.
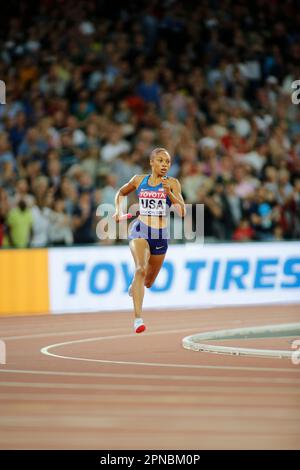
[0,0,300,248]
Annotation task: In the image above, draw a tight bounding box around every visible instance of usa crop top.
[136,175,172,217]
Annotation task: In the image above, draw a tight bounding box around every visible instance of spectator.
[0,132,15,173]
[0,188,9,247]
[48,198,73,246]
[222,181,244,240]
[30,196,51,247]
[233,219,255,242]
[13,178,35,208]
[0,0,299,247]
[72,191,95,244]
[6,199,33,248]
[136,69,161,109]
[100,126,131,164]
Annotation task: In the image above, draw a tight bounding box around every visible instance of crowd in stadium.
[0,0,299,247]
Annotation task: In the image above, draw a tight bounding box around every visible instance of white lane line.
[0,392,300,418]
[1,415,299,435]
[3,317,297,341]
[40,330,300,373]
[1,328,130,341]
[2,326,207,341]
[1,368,300,384]
[1,381,300,395]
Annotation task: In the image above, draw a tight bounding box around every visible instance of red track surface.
[0,305,300,449]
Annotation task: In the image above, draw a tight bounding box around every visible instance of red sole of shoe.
[135,325,146,334]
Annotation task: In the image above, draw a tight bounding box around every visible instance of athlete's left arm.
[162,177,186,217]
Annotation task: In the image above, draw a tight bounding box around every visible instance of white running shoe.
[134,318,146,334]
[128,284,133,297]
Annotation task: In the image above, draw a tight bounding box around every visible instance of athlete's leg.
[144,253,166,288]
[128,253,165,294]
[129,238,150,320]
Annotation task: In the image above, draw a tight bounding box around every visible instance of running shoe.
[134,318,146,334]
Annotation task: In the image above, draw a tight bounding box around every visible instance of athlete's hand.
[113,212,133,222]
[112,211,121,222]
[161,177,172,195]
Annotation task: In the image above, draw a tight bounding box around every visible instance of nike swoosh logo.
[156,246,164,249]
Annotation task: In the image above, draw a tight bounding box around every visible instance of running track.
[0,305,299,449]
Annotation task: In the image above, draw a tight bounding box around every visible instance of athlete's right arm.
[113,175,141,222]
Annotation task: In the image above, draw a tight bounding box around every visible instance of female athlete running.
[113,148,186,333]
